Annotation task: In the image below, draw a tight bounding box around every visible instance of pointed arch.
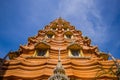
[46,31,55,38]
[33,42,50,57]
[64,31,73,39]
[67,44,84,57]
[50,23,58,30]
[62,24,69,31]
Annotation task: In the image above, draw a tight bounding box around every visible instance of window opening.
[71,49,80,56]
[37,49,47,56]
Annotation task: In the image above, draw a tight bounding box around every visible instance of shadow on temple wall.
[0,50,22,80]
[0,58,9,80]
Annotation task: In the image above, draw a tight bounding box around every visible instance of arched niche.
[62,25,69,31]
[45,31,55,39]
[67,44,84,57]
[64,31,73,39]
[33,42,50,57]
[50,24,58,30]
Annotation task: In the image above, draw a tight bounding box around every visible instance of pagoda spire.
[48,48,69,80]
[58,48,60,62]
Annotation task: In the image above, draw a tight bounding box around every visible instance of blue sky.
[0,0,120,59]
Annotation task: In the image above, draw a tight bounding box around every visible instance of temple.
[0,18,120,80]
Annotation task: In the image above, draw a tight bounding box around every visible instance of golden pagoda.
[0,18,120,80]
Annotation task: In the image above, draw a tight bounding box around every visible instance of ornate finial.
[58,48,61,62]
[56,48,63,70]
[48,48,69,80]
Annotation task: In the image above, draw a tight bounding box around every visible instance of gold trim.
[33,50,37,57]
[80,49,84,57]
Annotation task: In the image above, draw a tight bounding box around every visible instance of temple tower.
[0,18,120,80]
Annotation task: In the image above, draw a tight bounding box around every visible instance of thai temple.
[0,18,120,80]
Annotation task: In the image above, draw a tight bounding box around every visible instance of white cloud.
[55,0,109,45]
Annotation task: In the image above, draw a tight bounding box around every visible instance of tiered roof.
[0,18,119,80]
